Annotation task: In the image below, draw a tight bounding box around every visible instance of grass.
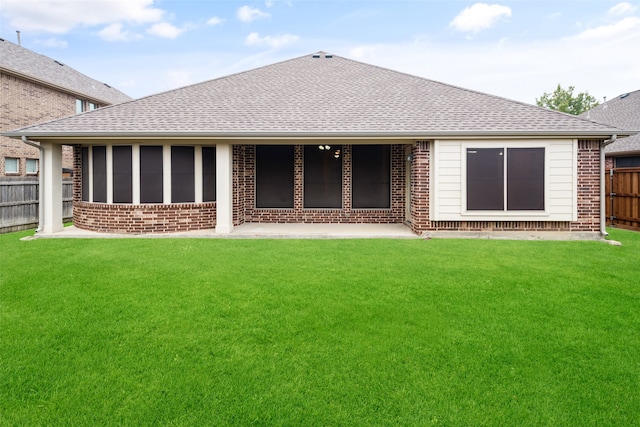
[1,229,639,426]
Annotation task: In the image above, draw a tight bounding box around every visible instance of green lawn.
[1,229,639,426]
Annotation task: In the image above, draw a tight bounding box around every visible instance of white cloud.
[449,3,512,33]
[146,22,185,39]
[570,16,640,41]
[608,2,638,16]
[245,32,299,48]
[36,37,68,48]
[99,23,132,42]
[237,5,270,23]
[346,13,640,105]
[1,0,165,33]
[207,16,224,26]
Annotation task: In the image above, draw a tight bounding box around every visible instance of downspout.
[21,136,44,233]
[600,135,617,237]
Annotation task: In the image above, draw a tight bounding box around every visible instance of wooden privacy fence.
[605,168,640,231]
[0,177,73,233]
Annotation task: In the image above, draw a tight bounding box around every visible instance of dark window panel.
[352,145,391,208]
[202,147,216,202]
[304,145,343,208]
[507,148,545,210]
[113,146,132,203]
[81,147,89,202]
[616,156,640,168]
[467,148,504,210]
[256,145,294,208]
[92,146,107,203]
[140,146,163,203]
[171,146,195,203]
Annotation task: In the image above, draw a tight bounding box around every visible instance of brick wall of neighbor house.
[409,139,603,234]
[239,144,406,224]
[605,156,614,170]
[1,72,75,175]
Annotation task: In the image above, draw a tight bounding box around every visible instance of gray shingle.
[580,90,640,155]
[0,38,131,105]
[5,52,625,137]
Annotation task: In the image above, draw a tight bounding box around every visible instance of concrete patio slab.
[25,223,420,239]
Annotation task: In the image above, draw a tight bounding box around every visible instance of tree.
[535,84,599,115]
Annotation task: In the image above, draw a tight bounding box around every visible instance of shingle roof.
[580,90,640,155]
[4,52,626,138]
[0,38,131,105]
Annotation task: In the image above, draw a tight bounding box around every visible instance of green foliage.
[536,84,600,115]
[1,230,639,425]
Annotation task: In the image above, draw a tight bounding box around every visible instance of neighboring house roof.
[4,52,626,139]
[580,90,640,156]
[0,38,131,105]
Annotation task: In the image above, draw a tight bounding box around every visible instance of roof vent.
[103,83,112,88]
[312,54,321,58]
[54,60,64,66]
[325,54,333,58]
[620,93,629,99]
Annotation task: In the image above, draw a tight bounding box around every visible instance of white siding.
[432,141,462,217]
[432,139,576,221]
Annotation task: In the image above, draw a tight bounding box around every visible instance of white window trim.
[5,157,20,174]
[460,141,551,218]
[26,158,39,175]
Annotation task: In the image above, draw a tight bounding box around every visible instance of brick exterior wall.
[409,139,603,234]
[238,144,406,224]
[571,139,602,232]
[409,141,430,234]
[1,72,77,175]
[73,202,217,233]
[72,146,216,233]
[70,140,603,234]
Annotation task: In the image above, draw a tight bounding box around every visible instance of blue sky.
[1,0,638,104]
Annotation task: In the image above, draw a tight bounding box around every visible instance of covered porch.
[32,140,427,236]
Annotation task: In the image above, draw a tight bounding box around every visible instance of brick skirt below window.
[425,221,572,231]
[73,201,216,233]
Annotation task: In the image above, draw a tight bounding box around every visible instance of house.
[2,52,630,237]
[580,90,640,169]
[0,38,131,176]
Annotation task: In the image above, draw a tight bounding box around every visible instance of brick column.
[410,141,430,234]
[572,139,602,232]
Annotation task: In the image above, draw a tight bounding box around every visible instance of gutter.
[21,136,44,233]
[600,135,617,237]
[2,130,634,140]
